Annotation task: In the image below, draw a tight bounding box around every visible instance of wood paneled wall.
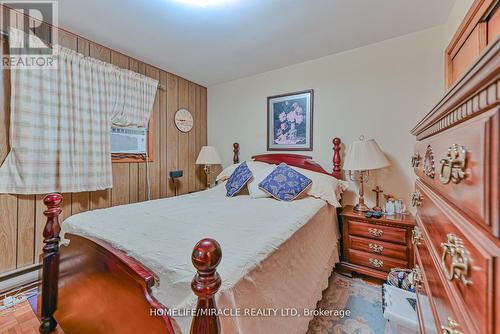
[0,7,207,274]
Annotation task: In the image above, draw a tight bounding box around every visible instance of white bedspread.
[61,185,334,333]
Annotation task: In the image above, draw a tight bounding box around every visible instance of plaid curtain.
[0,33,158,194]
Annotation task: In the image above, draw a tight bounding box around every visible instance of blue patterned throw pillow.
[258,163,312,201]
[225,162,253,197]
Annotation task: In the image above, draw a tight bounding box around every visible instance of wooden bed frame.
[38,138,343,334]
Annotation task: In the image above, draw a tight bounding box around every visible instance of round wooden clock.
[174,109,194,133]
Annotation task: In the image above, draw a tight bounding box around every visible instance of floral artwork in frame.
[267,89,313,151]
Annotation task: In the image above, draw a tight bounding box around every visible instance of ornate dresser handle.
[368,228,383,237]
[411,190,423,207]
[441,317,463,334]
[412,227,423,246]
[440,233,472,286]
[369,243,384,253]
[369,258,384,268]
[439,144,467,184]
[411,152,421,167]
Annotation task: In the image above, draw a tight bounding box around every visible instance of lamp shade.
[196,146,221,165]
[343,138,390,171]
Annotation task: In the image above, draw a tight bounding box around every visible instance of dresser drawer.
[415,180,498,334]
[413,109,499,237]
[348,249,407,273]
[348,235,407,260]
[414,234,464,334]
[348,220,407,244]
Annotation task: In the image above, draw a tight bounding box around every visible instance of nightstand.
[339,205,415,280]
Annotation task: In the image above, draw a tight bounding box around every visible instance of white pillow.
[215,161,271,183]
[247,164,277,198]
[291,166,349,207]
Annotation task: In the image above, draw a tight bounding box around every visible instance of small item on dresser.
[372,186,384,211]
[394,199,406,214]
[365,211,382,219]
[385,199,395,215]
[343,136,391,212]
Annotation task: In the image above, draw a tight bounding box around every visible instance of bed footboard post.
[39,193,63,334]
[332,137,342,179]
[233,143,239,164]
[190,238,222,334]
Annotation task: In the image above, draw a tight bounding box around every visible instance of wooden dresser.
[340,205,415,280]
[410,36,499,334]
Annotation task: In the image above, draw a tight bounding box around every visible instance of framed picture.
[267,89,313,151]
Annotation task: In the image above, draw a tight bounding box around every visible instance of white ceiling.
[58,0,455,86]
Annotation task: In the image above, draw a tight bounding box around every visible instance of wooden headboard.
[232,138,343,180]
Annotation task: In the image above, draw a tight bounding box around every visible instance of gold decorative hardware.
[411,190,422,207]
[441,317,463,334]
[411,152,421,167]
[369,243,384,253]
[424,145,435,179]
[439,144,467,184]
[441,234,472,286]
[412,266,423,287]
[368,228,383,237]
[412,227,423,246]
[369,258,384,268]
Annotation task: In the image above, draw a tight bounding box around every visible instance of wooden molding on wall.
[0,5,208,275]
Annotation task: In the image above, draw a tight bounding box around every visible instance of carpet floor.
[307,272,386,334]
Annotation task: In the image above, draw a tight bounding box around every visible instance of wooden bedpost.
[332,138,342,179]
[190,238,222,334]
[39,193,63,334]
[233,143,239,164]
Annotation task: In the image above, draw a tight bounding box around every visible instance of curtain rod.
[1,29,166,91]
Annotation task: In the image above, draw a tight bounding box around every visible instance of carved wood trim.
[412,38,500,140]
[233,143,239,164]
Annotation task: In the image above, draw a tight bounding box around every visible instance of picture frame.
[267,89,314,151]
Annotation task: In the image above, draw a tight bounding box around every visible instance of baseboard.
[0,264,41,295]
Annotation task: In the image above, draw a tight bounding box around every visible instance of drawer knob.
[411,152,421,167]
[441,317,463,334]
[412,227,423,246]
[439,144,467,185]
[369,243,384,253]
[411,190,423,207]
[369,258,384,268]
[368,228,383,237]
[440,233,472,286]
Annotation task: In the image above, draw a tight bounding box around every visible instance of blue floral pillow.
[225,162,253,197]
[258,163,312,201]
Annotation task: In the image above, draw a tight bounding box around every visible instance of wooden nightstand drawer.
[340,205,415,280]
[348,249,407,273]
[348,235,407,260]
[348,220,407,244]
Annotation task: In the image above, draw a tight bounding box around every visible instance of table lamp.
[196,146,221,188]
[343,136,391,212]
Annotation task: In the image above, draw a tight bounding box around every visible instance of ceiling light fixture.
[174,0,233,7]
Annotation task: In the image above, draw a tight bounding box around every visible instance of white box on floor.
[382,284,418,334]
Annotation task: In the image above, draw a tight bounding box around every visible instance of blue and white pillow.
[258,163,312,201]
[225,162,253,197]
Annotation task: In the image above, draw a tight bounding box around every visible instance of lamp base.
[354,203,370,212]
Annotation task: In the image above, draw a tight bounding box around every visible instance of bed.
[38,138,345,334]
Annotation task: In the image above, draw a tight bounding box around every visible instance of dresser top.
[341,205,415,227]
[411,37,499,140]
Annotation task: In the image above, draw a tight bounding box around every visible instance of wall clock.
[174,109,194,133]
